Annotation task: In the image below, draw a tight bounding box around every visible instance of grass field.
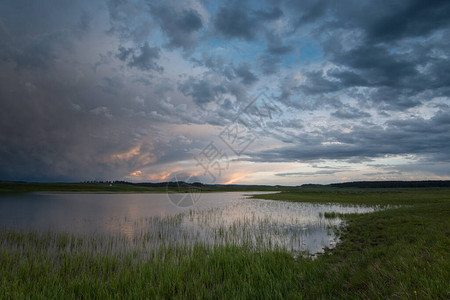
[1,188,449,298]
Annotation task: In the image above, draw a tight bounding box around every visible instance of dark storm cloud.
[296,41,427,101]
[364,0,450,43]
[191,53,259,86]
[0,63,202,181]
[366,87,423,111]
[77,10,92,33]
[7,34,61,70]
[0,0,195,182]
[243,109,450,163]
[234,62,258,85]
[116,42,162,72]
[300,70,340,95]
[127,43,163,72]
[283,0,450,42]
[276,0,450,110]
[265,31,294,55]
[0,0,92,36]
[1,0,450,183]
[106,0,153,43]
[332,106,371,120]
[179,77,227,106]
[214,5,257,41]
[283,0,331,26]
[0,0,92,70]
[370,160,450,177]
[212,3,293,61]
[149,3,203,50]
[327,44,418,88]
[0,77,132,181]
[116,46,134,61]
[214,4,283,41]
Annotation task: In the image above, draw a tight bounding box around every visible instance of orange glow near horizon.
[223,173,249,185]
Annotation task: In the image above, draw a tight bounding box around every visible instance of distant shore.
[1,179,450,194]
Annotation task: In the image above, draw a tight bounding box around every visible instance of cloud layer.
[0,0,449,184]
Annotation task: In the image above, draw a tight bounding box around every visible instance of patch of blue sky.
[297,39,324,64]
[195,37,267,67]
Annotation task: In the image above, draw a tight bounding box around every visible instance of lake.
[0,192,378,256]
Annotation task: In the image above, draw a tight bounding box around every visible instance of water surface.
[0,192,378,255]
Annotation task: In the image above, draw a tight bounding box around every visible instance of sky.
[1,0,450,185]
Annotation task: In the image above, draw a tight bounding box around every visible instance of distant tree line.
[77,180,450,189]
[80,180,206,188]
[329,180,450,188]
[81,181,115,184]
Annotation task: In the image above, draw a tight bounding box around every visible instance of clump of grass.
[319,211,346,219]
[324,212,338,218]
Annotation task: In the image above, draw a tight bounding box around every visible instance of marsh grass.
[0,206,329,260]
[1,188,449,298]
[319,211,345,219]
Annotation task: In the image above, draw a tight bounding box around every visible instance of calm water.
[0,192,377,256]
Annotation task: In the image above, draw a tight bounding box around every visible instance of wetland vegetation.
[0,184,449,298]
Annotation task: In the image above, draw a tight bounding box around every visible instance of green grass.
[1,188,449,298]
[319,211,346,219]
[253,187,450,206]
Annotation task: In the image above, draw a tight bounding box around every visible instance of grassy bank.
[253,187,450,206]
[1,189,449,298]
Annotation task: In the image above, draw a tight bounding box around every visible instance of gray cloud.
[1,0,449,183]
[149,3,203,50]
[106,0,153,43]
[332,106,371,120]
[127,43,163,72]
[364,0,450,43]
[265,30,294,55]
[272,0,450,113]
[242,108,450,163]
[179,77,226,106]
[300,70,340,95]
[283,0,331,27]
[258,54,280,75]
[283,0,450,42]
[214,4,284,43]
[214,5,257,41]
[0,0,92,70]
[234,62,258,85]
[276,170,345,177]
